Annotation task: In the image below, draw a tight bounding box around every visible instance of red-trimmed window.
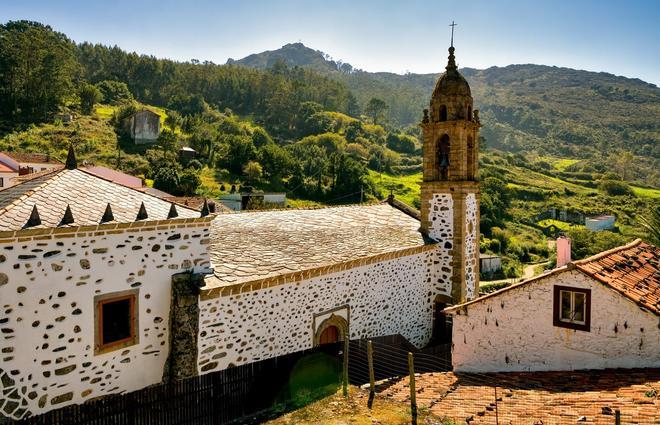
[553,285,591,332]
[95,291,138,354]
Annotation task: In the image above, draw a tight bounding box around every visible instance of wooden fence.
[18,346,337,425]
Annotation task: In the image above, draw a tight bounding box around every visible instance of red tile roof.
[445,239,659,316]
[574,239,659,315]
[382,369,660,424]
[0,151,62,164]
[0,163,15,173]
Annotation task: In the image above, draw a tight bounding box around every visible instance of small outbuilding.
[585,215,616,231]
[125,110,161,144]
[445,239,659,373]
[479,254,502,274]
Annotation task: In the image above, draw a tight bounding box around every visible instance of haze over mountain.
[229,43,660,183]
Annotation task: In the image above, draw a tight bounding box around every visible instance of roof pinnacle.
[136,202,148,221]
[59,204,75,226]
[25,205,42,228]
[167,203,179,219]
[65,144,77,170]
[200,199,211,217]
[101,203,115,223]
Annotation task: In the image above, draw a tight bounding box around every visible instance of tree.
[78,82,102,114]
[178,168,201,195]
[96,80,133,104]
[219,135,257,174]
[258,143,293,185]
[243,161,263,185]
[153,167,180,194]
[598,179,635,197]
[638,205,660,246]
[0,21,79,122]
[365,98,388,125]
[164,110,182,132]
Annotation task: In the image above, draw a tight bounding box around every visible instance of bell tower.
[420,39,480,303]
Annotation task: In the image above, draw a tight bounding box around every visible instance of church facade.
[0,45,480,420]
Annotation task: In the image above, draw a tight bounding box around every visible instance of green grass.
[94,104,117,119]
[631,185,660,199]
[539,156,581,171]
[537,219,583,231]
[369,170,421,207]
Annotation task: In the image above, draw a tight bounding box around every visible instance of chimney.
[556,236,571,268]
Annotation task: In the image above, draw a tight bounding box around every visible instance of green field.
[631,185,660,199]
[369,170,421,207]
[537,219,583,231]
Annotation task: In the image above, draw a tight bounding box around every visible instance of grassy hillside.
[230,43,660,187]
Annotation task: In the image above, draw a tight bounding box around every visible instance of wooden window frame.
[553,285,591,332]
[94,289,139,355]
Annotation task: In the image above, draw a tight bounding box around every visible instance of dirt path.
[480,261,548,287]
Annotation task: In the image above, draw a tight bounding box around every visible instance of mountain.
[229,43,660,186]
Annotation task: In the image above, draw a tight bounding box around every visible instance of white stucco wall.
[426,193,454,296]
[0,223,210,420]
[450,270,660,372]
[197,249,439,374]
[463,193,478,300]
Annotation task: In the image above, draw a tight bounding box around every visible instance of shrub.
[599,179,635,196]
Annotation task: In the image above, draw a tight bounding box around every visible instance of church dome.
[429,46,473,122]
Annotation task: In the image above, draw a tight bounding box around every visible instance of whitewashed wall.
[463,193,478,300]
[450,270,660,372]
[0,224,210,420]
[197,250,440,374]
[426,193,454,296]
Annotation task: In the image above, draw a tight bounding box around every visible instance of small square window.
[553,285,590,332]
[95,290,139,354]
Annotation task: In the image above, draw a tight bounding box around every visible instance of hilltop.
[229,43,660,187]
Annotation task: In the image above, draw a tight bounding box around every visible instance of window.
[439,105,447,122]
[553,285,590,331]
[0,178,3,187]
[94,290,139,354]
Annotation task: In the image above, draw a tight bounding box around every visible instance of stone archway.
[313,314,348,347]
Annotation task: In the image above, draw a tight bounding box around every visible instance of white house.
[585,214,616,231]
[0,152,63,190]
[445,239,660,373]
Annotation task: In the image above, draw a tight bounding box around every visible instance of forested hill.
[230,43,660,185]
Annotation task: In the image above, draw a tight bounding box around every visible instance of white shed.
[445,239,659,373]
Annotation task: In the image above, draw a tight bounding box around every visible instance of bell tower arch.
[420,43,481,304]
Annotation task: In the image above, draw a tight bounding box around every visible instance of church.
[0,44,480,420]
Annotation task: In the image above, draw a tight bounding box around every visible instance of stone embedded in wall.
[464,193,478,300]
[427,193,454,296]
[0,222,212,420]
[197,251,437,375]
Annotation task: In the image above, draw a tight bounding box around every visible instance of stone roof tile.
[205,203,425,288]
[0,168,199,230]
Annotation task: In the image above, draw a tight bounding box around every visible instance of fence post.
[367,340,375,395]
[494,386,499,425]
[408,352,417,424]
[343,336,349,397]
[615,409,621,425]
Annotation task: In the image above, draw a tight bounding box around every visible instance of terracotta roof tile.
[206,203,425,288]
[382,369,660,424]
[0,168,199,230]
[574,240,659,315]
[0,151,62,164]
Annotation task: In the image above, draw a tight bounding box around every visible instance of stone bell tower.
[420,43,480,303]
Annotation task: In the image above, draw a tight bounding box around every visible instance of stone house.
[0,43,482,420]
[0,152,63,190]
[125,110,161,144]
[445,239,660,373]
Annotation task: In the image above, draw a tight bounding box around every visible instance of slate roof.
[205,203,426,288]
[0,152,62,164]
[445,239,659,316]
[383,369,660,424]
[574,239,659,315]
[0,168,199,231]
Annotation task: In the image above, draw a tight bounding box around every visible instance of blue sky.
[2,0,659,85]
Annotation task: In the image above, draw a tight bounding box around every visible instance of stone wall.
[0,220,210,420]
[197,247,442,374]
[450,270,660,372]
[463,193,478,300]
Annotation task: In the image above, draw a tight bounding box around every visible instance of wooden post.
[342,336,349,397]
[615,410,621,425]
[367,341,375,395]
[494,386,499,425]
[408,352,417,424]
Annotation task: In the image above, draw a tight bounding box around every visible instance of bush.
[96,80,133,104]
[599,179,635,196]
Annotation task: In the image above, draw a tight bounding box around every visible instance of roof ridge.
[231,200,384,215]
[0,168,67,218]
[76,168,200,214]
[572,239,643,266]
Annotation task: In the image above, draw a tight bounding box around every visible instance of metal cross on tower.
[449,21,457,47]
